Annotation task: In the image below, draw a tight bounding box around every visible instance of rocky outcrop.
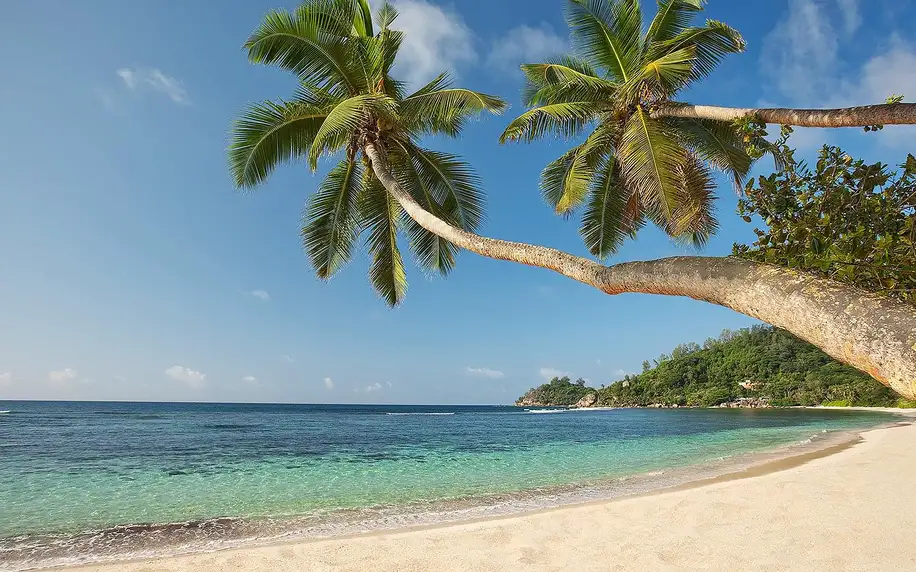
[717,397,771,408]
[573,393,598,408]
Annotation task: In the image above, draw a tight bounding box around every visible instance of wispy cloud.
[324,377,334,390]
[242,375,258,384]
[49,368,77,383]
[0,372,10,386]
[487,23,566,72]
[165,365,207,388]
[365,382,384,392]
[539,367,568,380]
[250,290,270,302]
[282,354,295,363]
[379,0,476,88]
[614,369,631,378]
[761,0,915,148]
[116,67,189,104]
[465,366,506,379]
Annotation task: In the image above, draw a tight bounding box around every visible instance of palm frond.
[405,142,485,232]
[580,155,633,258]
[363,28,405,98]
[668,156,719,247]
[388,142,460,276]
[353,0,374,37]
[499,102,598,143]
[624,46,696,98]
[521,57,618,106]
[301,157,364,278]
[244,2,366,93]
[654,20,745,83]
[646,0,703,43]
[566,0,643,82]
[540,123,615,214]
[229,100,331,188]
[401,72,508,137]
[359,171,408,306]
[375,1,399,30]
[309,93,397,169]
[667,116,752,190]
[617,107,687,220]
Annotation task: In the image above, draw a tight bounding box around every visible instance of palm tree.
[501,0,755,258]
[229,0,506,306]
[230,0,916,400]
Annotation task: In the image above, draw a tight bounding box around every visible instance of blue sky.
[1,0,914,404]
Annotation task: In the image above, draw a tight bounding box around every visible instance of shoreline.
[56,418,916,572]
[26,411,911,572]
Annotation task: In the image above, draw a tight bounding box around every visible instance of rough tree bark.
[364,142,916,401]
[651,103,916,127]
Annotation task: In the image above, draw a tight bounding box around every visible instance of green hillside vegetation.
[518,326,909,408]
[517,377,592,407]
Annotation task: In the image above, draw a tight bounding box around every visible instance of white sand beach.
[62,413,916,572]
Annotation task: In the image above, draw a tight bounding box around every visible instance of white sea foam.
[385,412,455,416]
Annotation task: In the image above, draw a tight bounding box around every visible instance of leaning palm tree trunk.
[364,143,916,401]
[651,103,916,127]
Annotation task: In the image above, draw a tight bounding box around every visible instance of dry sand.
[65,414,916,572]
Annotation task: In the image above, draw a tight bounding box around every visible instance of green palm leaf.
[401,72,507,137]
[521,57,618,106]
[360,172,408,306]
[406,143,485,232]
[625,46,696,98]
[580,155,633,258]
[244,2,366,94]
[301,157,363,278]
[668,116,752,189]
[646,0,703,43]
[500,102,598,143]
[388,143,460,276]
[540,123,615,214]
[567,0,643,82]
[655,20,745,83]
[229,100,331,188]
[618,107,686,220]
[669,156,719,247]
[309,93,397,169]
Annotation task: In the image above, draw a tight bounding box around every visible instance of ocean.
[0,401,895,570]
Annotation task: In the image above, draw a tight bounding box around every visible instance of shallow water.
[0,401,895,570]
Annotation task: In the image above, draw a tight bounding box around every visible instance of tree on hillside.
[229,0,916,399]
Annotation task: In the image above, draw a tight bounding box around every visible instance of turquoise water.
[0,402,895,569]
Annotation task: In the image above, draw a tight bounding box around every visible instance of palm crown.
[501,0,752,258]
[229,0,506,306]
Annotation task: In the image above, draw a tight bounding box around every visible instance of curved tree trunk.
[364,142,916,400]
[651,103,916,127]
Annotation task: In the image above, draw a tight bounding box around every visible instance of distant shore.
[60,413,916,572]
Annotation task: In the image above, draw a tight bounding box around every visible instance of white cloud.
[386,381,392,388]
[465,366,506,379]
[116,67,189,104]
[242,375,258,384]
[282,354,295,363]
[539,367,569,380]
[487,23,566,71]
[761,0,842,103]
[365,382,384,392]
[250,290,270,302]
[614,369,631,378]
[761,1,916,149]
[0,372,10,386]
[165,365,207,388]
[835,0,860,34]
[49,368,77,383]
[324,377,334,390]
[380,0,476,88]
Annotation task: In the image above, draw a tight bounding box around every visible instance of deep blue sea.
[0,401,895,570]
